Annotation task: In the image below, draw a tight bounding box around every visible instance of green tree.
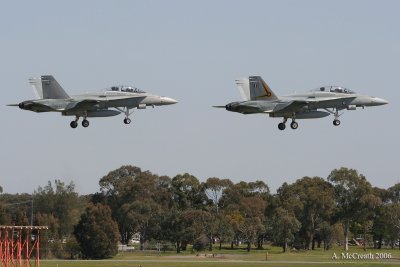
[388,183,400,204]
[120,198,161,250]
[98,165,171,244]
[386,204,400,248]
[328,167,372,251]
[203,177,233,250]
[35,212,60,258]
[171,173,208,210]
[277,177,335,250]
[180,209,212,251]
[221,180,269,249]
[158,208,185,253]
[359,193,382,250]
[34,180,83,238]
[269,207,301,252]
[214,212,234,250]
[74,203,119,259]
[226,210,245,248]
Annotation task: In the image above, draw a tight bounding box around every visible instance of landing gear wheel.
[124,118,131,124]
[278,122,286,130]
[333,119,341,126]
[290,121,298,130]
[82,119,89,128]
[70,121,78,128]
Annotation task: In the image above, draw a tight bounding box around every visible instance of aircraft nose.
[373,97,389,106]
[161,97,178,105]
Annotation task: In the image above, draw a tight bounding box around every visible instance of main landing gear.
[68,107,135,128]
[70,117,90,128]
[278,116,298,131]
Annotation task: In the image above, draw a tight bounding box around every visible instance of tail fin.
[29,75,69,99]
[28,77,43,99]
[235,76,278,101]
[235,78,251,100]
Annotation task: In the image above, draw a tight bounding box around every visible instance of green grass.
[37,246,400,267]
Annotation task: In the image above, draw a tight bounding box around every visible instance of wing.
[66,99,101,111]
[274,96,357,113]
[273,101,308,113]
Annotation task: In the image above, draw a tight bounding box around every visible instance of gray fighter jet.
[215,76,388,130]
[8,75,178,128]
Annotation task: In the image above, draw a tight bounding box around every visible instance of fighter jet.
[215,76,388,130]
[8,75,178,128]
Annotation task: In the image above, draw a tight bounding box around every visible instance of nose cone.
[373,97,389,106]
[161,96,178,105]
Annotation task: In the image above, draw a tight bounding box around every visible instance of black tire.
[333,119,341,126]
[278,122,286,130]
[82,119,89,128]
[124,118,131,124]
[290,121,298,130]
[70,121,78,128]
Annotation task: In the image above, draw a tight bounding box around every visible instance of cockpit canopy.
[314,86,355,94]
[107,86,145,93]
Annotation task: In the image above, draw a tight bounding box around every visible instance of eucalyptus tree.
[278,177,335,250]
[328,167,373,251]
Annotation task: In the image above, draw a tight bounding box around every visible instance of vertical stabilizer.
[235,78,251,100]
[38,75,69,99]
[248,76,278,100]
[29,77,43,99]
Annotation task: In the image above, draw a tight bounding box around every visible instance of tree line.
[1,166,400,259]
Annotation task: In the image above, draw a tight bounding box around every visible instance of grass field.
[38,245,400,267]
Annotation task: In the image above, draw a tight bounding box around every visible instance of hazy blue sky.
[1,0,399,194]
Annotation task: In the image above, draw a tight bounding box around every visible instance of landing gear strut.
[70,114,90,129]
[278,115,299,131]
[117,107,134,125]
[333,109,341,126]
[325,108,342,127]
[290,113,298,130]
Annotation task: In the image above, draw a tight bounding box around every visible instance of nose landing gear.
[116,107,134,125]
[333,109,341,126]
[324,108,342,127]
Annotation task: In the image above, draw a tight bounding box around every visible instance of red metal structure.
[0,226,48,267]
